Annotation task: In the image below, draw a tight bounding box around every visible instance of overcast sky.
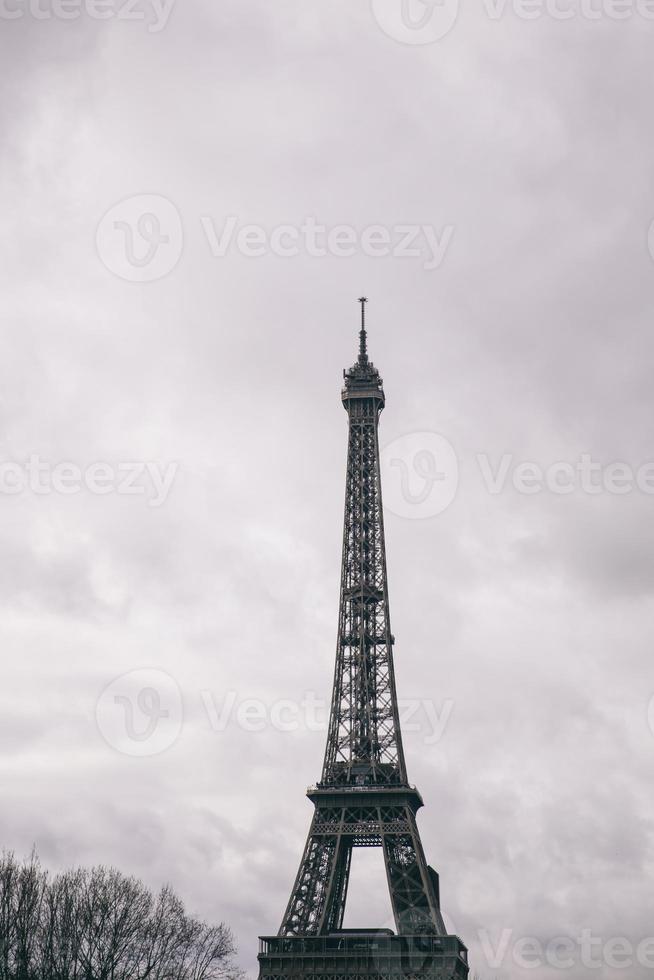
[1,2,653,978]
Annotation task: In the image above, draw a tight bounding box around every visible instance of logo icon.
[370,908,460,974]
[96,194,183,282]
[381,431,458,519]
[370,0,460,44]
[96,668,183,757]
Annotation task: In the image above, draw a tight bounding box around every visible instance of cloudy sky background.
[2,2,654,977]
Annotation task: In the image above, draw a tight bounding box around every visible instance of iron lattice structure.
[258,301,468,980]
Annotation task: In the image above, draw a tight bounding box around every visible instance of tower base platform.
[258,932,469,980]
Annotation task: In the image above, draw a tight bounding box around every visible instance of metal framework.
[258,300,468,980]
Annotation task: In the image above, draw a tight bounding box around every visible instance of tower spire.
[358,296,368,362]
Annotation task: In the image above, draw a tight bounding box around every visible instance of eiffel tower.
[258,300,469,980]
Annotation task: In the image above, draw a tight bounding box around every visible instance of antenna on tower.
[358,296,368,362]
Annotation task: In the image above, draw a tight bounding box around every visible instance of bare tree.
[137,886,187,980]
[13,851,44,980]
[38,869,84,980]
[0,853,19,980]
[0,854,241,980]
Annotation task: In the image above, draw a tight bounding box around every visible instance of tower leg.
[279,810,342,936]
[383,809,446,935]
